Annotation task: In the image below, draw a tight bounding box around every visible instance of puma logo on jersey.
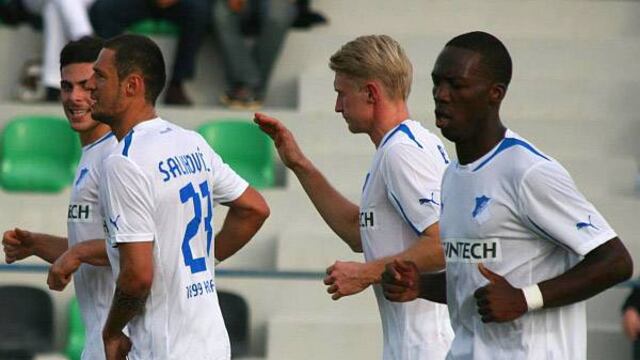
[576,215,599,231]
[109,215,121,231]
[443,238,502,263]
[419,192,440,206]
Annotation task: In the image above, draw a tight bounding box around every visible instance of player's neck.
[113,103,157,140]
[370,101,410,148]
[456,120,506,165]
[79,122,111,146]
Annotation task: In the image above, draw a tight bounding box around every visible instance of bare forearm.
[32,233,68,263]
[539,238,632,308]
[418,272,447,304]
[292,160,361,251]
[103,286,147,336]
[215,207,268,261]
[70,239,110,266]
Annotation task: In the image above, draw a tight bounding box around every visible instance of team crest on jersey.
[68,203,92,223]
[472,195,492,224]
[442,238,502,263]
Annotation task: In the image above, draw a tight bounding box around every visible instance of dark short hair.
[60,36,104,69]
[104,34,166,105]
[446,31,512,87]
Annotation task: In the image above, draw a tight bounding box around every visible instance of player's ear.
[489,83,506,104]
[124,73,144,97]
[365,81,381,104]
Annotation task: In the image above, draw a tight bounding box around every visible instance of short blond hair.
[329,35,413,100]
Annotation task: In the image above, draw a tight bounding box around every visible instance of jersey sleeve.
[100,155,156,246]
[382,143,443,234]
[518,160,616,256]
[207,147,249,204]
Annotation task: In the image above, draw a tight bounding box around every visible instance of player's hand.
[623,307,640,341]
[473,263,528,323]
[2,228,36,263]
[227,0,246,12]
[324,260,377,300]
[47,248,81,291]
[155,0,178,9]
[254,113,309,171]
[103,330,132,360]
[381,259,420,302]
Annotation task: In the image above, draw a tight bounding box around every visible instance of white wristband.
[522,284,544,311]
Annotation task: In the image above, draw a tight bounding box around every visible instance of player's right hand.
[381,259,420,302]
[254,112,310,171]
[104,331,132,360]
[47,248,81,291]
[2,228,35,263]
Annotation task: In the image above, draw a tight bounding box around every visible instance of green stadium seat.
[0,115,81,192]
[197,119,276,189]
[128,19,180,36]
[64,297,85,360]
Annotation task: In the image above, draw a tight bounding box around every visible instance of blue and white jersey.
[361,119,453,360]
[441,129,616,360]
[100,118,248,360]
[67,131,117,360]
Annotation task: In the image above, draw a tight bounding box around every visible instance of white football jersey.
[360,119,453,360]
[440,129,616,360]
[67,131,117,360]
[100,118,248,360]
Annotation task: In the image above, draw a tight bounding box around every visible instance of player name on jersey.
[442,238,502,263]
[158,148,211,182]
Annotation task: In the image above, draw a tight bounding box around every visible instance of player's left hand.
[473,263,527,323]
[47,248,81,291]
[324,260,378,300]
[103,330,131,360]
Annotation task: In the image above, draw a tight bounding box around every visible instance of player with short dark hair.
[87,34,270,359]
[382,31,633,359]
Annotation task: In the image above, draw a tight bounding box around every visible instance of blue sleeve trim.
[390,192,421,235]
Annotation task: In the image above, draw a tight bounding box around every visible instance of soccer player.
[86,34,269,359]
[381,31,633,359]
[255,35,453,359]
[2,36,117,359]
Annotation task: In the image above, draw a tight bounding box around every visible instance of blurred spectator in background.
[0,0,94,102]
[89,0,210,106]
[291,0,326,29]
[623,284,640,359]
[213,0,294,109]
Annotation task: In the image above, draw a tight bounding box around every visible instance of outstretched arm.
[324,223,445,300]
[3,228,68,264]
[215,186,270,262]
[255,112,361,252]
[474,237,632,323]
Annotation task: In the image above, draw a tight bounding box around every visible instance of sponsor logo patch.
[443,238,502,263]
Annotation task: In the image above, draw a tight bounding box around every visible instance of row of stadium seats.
[0,116,276,192]
[0,285,250,360]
